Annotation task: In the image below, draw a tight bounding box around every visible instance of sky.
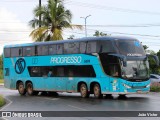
[1,0,160,54]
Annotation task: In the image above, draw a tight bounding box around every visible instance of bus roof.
[4,36,137,48]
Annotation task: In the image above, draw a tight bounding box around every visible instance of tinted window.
[28,65,96,77]
[37,45,48,56]
[23,47,35,56]
[4,48,10,57]
[49,44,57,55]
[11,47,22,57]
[116,40,145,56]
[87,41,97,53]
[80,42,87,53]
[99,54,120,77]
[64,42,79,54]
[28,67,41,77]
[99,41,115,53]
[56,44,63,54]
[65,65,96,77]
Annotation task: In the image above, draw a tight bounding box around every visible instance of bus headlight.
[123,84,131,89]
[146,84,150,88]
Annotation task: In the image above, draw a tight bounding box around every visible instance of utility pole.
[80,15,91,37]
[39,0,41,28]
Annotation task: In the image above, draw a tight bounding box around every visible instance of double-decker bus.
[3,36,159,98]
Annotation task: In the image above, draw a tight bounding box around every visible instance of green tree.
[143,45,149,51]
[29,0,82,41]
[143,45,160,74]
[93,30,109,37]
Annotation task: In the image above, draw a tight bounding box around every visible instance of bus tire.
[93,83,103,98]
[18,82,26,95]
[80,83,89,98]
[26,82,34,96]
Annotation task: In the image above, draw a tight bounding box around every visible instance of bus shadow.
[36,92,149,102]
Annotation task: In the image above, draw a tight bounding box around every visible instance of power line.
[87,28,160,38]
[65,0,160,15]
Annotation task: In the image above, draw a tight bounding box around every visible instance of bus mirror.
[147,54,159,66]
[122,57,127,67]
[109,54,127,67]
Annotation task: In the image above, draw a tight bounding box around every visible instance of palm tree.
[29,0,82,41]
[93,30,109,37]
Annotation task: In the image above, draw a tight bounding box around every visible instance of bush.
[0,95,5,107]
[150,82,160,92]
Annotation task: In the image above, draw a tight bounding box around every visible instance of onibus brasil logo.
[15,58,26,74]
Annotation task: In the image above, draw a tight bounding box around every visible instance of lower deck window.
[28,65,96,77]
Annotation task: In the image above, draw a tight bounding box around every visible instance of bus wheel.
[26,82,34,96]
[80,83,89,98]
[18,82,26,95]
[93,83,103,98]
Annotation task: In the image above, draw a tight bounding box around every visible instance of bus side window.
[56,67,64,77]
[109,65,119,77]
[23,47,35,56]
[28,67,41,77]
[11,47,22,57]
[37,45,48,56]
[87,41,97,53]
[41,67,49,77]
[49,45,57,55]
[4,48,11,58]
[56,44,63,54]
[80,42,87,53]
[64,42,79,54]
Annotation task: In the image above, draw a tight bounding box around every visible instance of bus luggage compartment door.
[56,78,67,91]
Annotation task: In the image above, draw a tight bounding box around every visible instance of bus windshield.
[116,40,145,56]
[122,60,149,80]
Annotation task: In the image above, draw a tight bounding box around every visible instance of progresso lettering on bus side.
[50,56,82,64]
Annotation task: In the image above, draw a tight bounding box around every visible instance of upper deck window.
[23,46,35,56]
[116,40,145,56]
[64,42,79,54]
[37,45,48,56]
[79,41,97,54]
[11,47,22,57]
[80,42,87,53]
[86,41,97,53]
[56,44,63,54]
[49,44,57,55]
[99,41,115,53]
[4,48,10,57]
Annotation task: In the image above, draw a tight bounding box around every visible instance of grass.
[150,82,160,92]
[0,95,5,107]
[0,79,4,84]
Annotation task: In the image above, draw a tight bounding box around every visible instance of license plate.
[137,90,142,93]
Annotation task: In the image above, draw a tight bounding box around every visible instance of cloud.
[0,8,32,54]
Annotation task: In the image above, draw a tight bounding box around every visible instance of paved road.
[0,85,160,120]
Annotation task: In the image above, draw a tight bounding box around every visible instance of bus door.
[109,77,120,92]
[55,67,67,91]
[109,64,120,92]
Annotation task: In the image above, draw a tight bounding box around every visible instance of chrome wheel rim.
[80,85,87,97]
[19,84,24,94]
[94,85,100,97]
